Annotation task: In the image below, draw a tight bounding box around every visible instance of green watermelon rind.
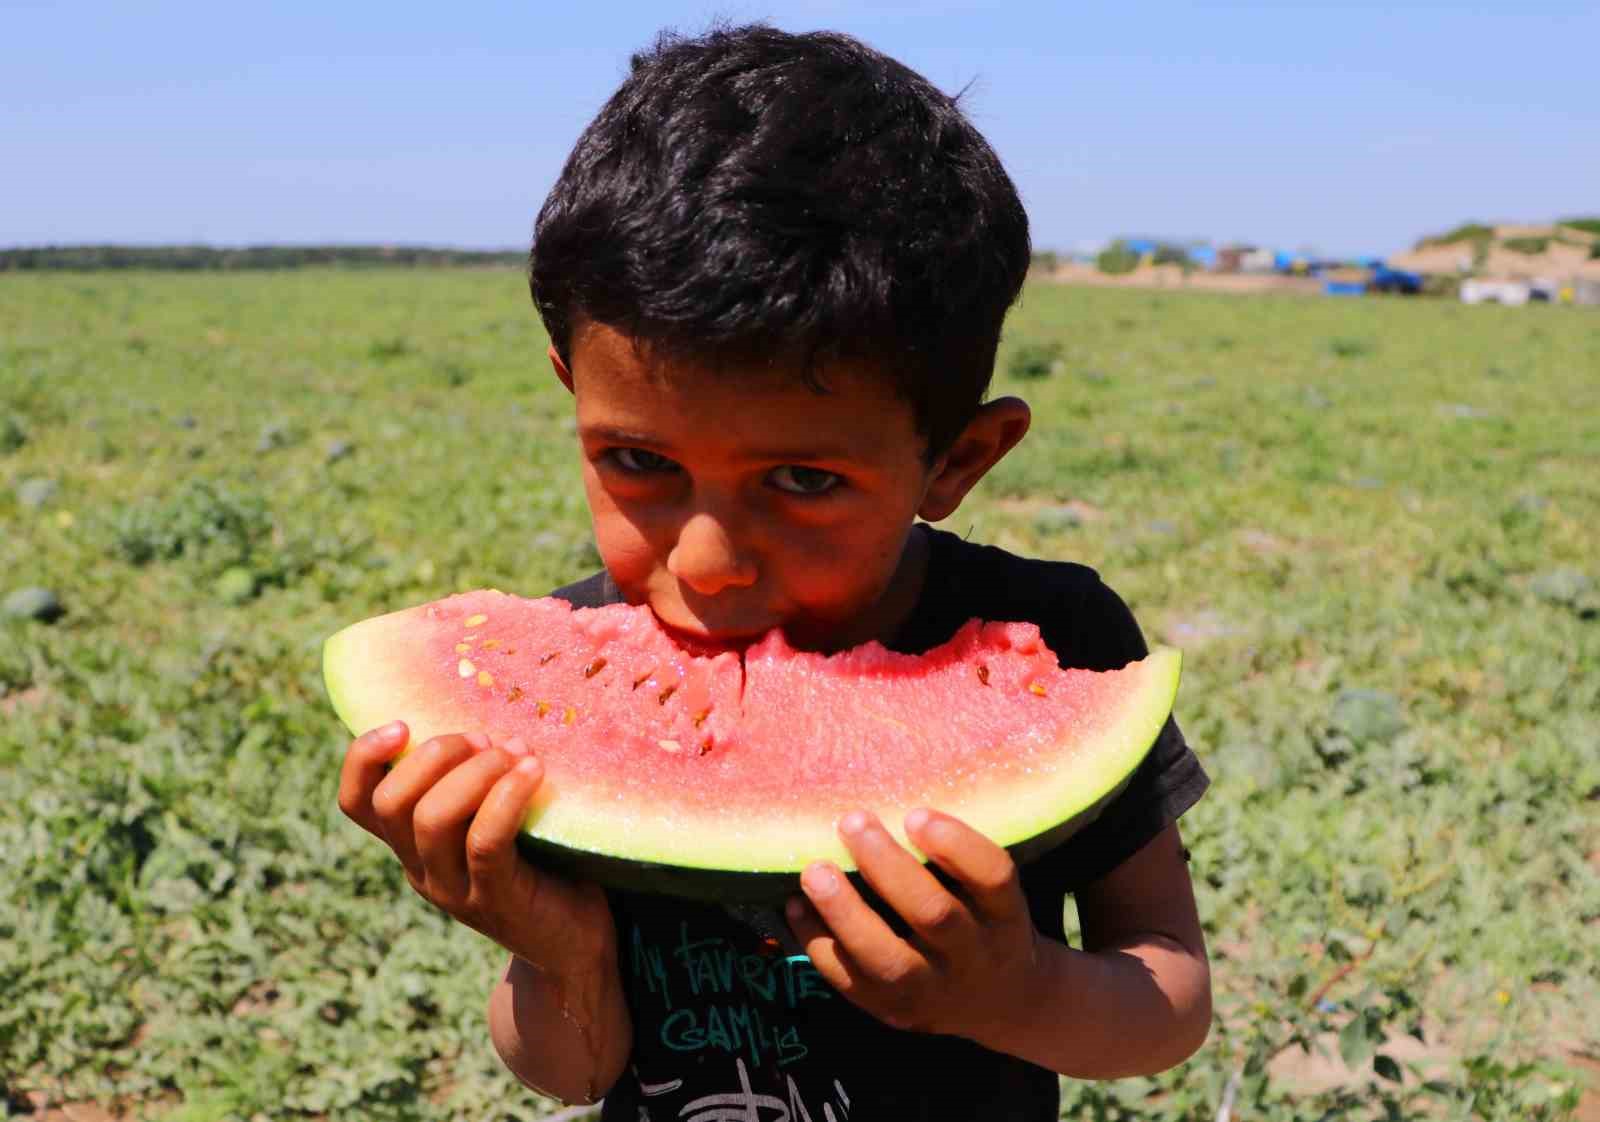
[323,608,1180,904]
[511,752,1151,904]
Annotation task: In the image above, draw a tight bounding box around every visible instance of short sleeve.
[549,569,618,609]
[1022,578,1209,911]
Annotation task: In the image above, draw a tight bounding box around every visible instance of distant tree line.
[0,245,527,271]
[1095,239,1194,275]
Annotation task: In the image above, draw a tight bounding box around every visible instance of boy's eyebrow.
[580,424,858,463]
[581,425,663,447]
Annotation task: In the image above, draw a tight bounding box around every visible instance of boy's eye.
[769,465,841,495]
[610,447,679,474]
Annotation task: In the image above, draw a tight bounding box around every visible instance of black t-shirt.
[551,525,1208,1122]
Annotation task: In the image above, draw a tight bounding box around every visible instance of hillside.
[1389,219,1600,280]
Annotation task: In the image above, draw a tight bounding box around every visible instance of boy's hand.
[337,722,615,971]
[785,808,1039,1040]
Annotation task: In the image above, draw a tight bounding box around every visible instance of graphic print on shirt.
[622,913,853,1117]
[630,917,837,1066]
[625,1058,851,1122]
[678,1057,850,1121]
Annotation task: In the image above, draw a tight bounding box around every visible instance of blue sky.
[5,1,1595,257]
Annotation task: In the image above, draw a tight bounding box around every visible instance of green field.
[3,271,1597,1120]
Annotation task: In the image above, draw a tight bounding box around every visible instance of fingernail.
[838,811,869,836]
[904,807,932,834]
[803,862,839,897]
[504,736,529,757]
[378,720,406,741]
[463,731,492,752]
[515,757,542,777]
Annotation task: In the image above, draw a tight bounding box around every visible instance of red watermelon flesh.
[323,589,1180,898]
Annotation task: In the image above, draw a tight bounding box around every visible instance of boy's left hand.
[785,807,1039,1040]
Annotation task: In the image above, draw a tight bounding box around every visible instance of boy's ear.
[549,344,575,393]
[918,397,1031,522]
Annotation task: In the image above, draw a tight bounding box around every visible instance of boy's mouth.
[656,618,774,654]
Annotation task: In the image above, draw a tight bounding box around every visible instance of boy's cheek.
[588,514,658,591]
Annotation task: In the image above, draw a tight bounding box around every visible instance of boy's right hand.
[338,722,615,971]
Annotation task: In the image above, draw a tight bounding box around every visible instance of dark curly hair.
[528,24,1030,459]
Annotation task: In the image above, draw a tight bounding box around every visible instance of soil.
[0,686,46,716]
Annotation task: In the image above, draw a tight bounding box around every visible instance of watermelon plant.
[1,270,1595,1120]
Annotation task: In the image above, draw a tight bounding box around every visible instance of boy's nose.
[666,512,758,596]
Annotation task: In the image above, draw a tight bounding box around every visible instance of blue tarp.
[1371,266,1423,293]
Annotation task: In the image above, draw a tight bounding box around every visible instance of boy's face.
[552,321,1027,653]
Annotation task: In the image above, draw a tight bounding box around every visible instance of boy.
[338,25,1210,1120]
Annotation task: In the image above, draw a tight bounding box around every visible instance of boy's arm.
[976,822,1211,1078]
[336,723,634,1104]
[488,942,633,1105]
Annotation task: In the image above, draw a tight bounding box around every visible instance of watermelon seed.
[1028,682,1047,697]
[977,664,990,685]
[505,647,517,655]
[699,737,713,755]
[692,709,710,729]
[482,639,500,650]
[583,658,607,678]
[477,670,495,688]
[658,685,676,705]
[457,658,476,678]
[562,707,576,725]
[658,739,682,753]
[540,652,559,665]
[465,614,488,628]
[455,642,472,654]
[506,686,525,703]
[536,701,550,717]
[632,669,656,690]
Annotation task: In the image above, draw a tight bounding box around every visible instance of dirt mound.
[1396,219,1599,281]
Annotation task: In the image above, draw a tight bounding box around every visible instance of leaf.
[1340,1015,1374,1069]
[1373,1053,1403,1083]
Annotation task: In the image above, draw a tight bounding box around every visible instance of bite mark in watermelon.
[323,590,1180,901]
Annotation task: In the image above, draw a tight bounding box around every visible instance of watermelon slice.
[323,590,1180,901]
